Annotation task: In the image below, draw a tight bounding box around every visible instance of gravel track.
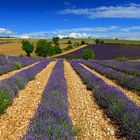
[80,63,140,107]
[64,61,118,140]
[0,62,39,81]
[0,61,56,140]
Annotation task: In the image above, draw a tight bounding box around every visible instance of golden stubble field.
[0,41,68,56]
[0,42,26,56]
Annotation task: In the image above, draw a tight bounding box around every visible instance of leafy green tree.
[55,42,60,47]
[21,40,34,57]
[67,40,72,44]
[53,47,62,54]
[82,49,94,60]
[52,37,59,44]
[95,39,101,44]
[35,40,53,57]
[64,45,73,51]
[81,40,86,45]
[101,40,104,44]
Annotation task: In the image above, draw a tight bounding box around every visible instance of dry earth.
[64,61,119,140]
[0,61,56,140]
[80,63,140,107]
[0,62,39,81]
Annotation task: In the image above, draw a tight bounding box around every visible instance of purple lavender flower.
[78,60,140,92]
[69,60,140,139]
[0,59,52,114]
[23,60,74,140]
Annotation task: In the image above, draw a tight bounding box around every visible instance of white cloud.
[121,26,140,32]
[59,3,140,19]
[11,25,140,40]
[21,35,30,39]
[0,28,15,35]
[58,32,92,38]
[19,32,49,38]
[55,26,119,34]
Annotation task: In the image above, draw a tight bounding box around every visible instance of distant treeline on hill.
[0,36,16,38]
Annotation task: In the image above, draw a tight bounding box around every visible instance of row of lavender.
[0,59,52,114]
[78,60,140,93]
[93,60,140,76]
[23,60,74,140]
[0,56,44,65]
[0,56,45,76]
[69,60,140,139]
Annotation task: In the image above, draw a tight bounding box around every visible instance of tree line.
[22,37,62,57]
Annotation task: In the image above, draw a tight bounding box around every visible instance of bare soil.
[64,61,119,140]
[0,61,56,140]
[80,63,140,106]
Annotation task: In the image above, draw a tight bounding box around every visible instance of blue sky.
[1,0,140,39]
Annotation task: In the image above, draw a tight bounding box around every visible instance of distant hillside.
[56,44,140,60]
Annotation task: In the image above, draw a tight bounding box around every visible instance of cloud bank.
[59,3,140,19]
[0,28,16,35]
[1,25,140,40]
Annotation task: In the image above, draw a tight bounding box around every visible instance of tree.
[64,45,73,51]
[95,39,101,44]
[52,37,59,45]
[82,49,94,60]
[67,40,72,44]
[100,40,104,44]
[21,40,34,57]
[35,40,53,57]
[53,47,62,54]
[81,40,86,45]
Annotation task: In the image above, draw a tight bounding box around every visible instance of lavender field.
[0,56,140,140]
[57,44,140,60]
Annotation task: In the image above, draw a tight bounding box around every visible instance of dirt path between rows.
[80,63,140,107]
[0,62,39,81]
[0,61,56,140]
[64,61,118,140]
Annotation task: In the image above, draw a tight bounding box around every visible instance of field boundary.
[50,45,87,58]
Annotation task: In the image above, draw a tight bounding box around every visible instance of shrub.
[100,40,104,44]
[74,42,80,47]
[82,49,94,60]
[95,39,101,44]
[81,40,86,45]
[21,40,34,57]
[53,47,62,54]
[13,62,22,69]
[35,40,54,57]
[52,37,59,44]
[54,42,60,48]
[67,40,72,44]
[0,90,10,114]
[115,56,129,62]
[64,45,73,51]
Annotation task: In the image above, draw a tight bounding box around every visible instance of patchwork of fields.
[0,56,140,139]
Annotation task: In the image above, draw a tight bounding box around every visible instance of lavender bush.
[79,60,140,93]
[0,56,42,65]
[0,56,45,75]
[93,60,140,76]
[0,60,52,114]
[69,60,140,139]
[23,60,74,140]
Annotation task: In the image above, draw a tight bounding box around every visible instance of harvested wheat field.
[0,56,140,140]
